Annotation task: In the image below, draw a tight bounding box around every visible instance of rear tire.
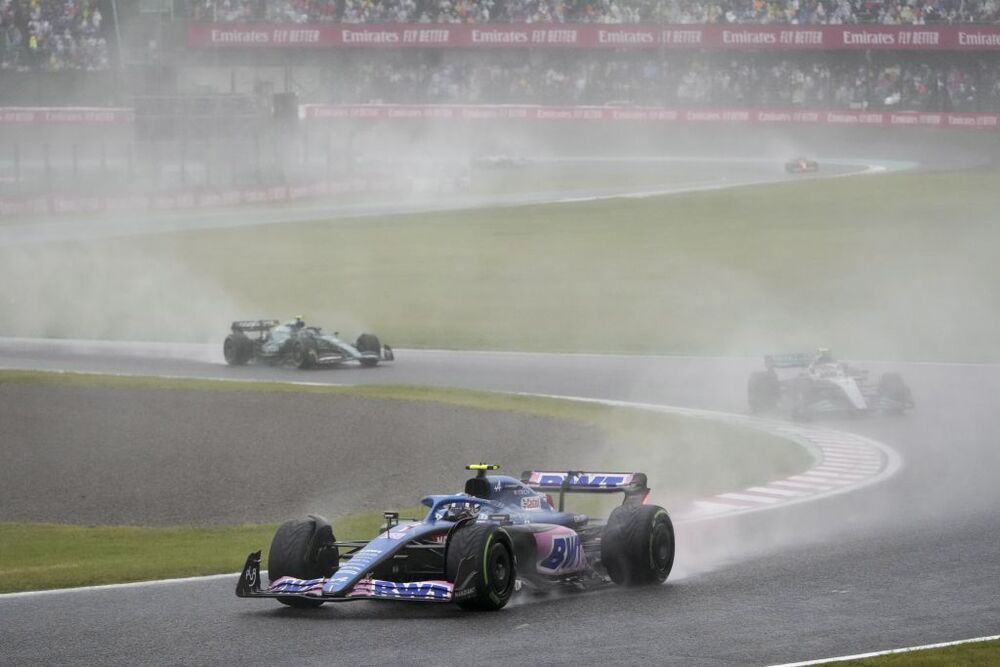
[223,333,252,366]
[748,370,779,413]
[268,515,339,608]
[601,504,674,586]
[446,522,516,611]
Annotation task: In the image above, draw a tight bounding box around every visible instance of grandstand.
[1,0,999,213]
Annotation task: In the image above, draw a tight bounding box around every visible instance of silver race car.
[748,349,913,419]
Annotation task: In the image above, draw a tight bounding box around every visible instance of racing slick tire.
[878,372,911,414]
[445,522,516,611]
[748,370,780,413]
[223,333,252,366]
[355,333,381,367]
[290,339,316,369]
[267,515,340,608]
[601,504,674,586]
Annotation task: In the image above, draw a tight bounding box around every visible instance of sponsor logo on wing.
[269,576,327,594]
[539,535,585,573]
[533,472,634,488]
[351,579,453,600]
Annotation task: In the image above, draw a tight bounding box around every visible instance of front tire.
[601,504,674,586]
[356,333,381,367]
[879,372,912,414]
[268,515,339,608]
[446,522,516,611]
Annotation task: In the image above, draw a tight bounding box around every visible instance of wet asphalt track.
[1,156,997,665]
[1,342,998,666]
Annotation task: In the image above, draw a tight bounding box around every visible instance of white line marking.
[0,572,239,599]
[789,475,853,485]
[800,470,868,480]
[771,480,832,491]
[820,453,878,462]
[769,634,1000,667]
[717,492,781,505]
[690,499,751,514]
[817,463,880,473]
[816,445,869,454]
[814,463,879,472]
[746,486,805,497]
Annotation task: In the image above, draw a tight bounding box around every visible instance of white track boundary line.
[769,634,1000,666]
[0,371,900,599]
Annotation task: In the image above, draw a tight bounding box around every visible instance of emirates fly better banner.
[301,104,1000,128]
[189,23,1000,50]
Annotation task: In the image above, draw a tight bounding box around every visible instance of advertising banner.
[189,23,1000,51]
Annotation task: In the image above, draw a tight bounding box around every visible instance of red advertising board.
[3,105,997,129]
[301,104,1000,129]
[188,23,1000,51]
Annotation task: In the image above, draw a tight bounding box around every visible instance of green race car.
[223,318,394,369]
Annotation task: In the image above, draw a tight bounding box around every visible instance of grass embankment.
[0,370,808,593]
[2,169,997,360]
[0,511,409,594]
[817,638,1000,666]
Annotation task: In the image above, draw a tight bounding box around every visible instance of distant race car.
[223,318,394,369]
[785,157,819,173]
[748,350,914,419]
[235,464,674,611]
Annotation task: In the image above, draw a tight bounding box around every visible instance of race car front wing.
[235,552,454,603]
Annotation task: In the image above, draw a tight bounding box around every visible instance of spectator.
[1,0,109,71]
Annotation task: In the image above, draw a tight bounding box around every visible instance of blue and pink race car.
[236,465,675,611]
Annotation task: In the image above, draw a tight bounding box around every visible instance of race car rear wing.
[521,470,650,511]
[765,352,813,369]
[231,319,280,333]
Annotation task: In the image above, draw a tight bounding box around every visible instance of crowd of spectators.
[1,0,109,71]
[320,53,1000,111]
[188,0,1000,24]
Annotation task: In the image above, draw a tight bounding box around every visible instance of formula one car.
[785,157,819,173]
[235,464,674,611]
[748,350,913,419]
[223,318,394,369]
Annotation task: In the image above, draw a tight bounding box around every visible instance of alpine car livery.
[223,318,394,369]
[785,157,819,173]
[748,349,914,419]
[235,464,675,611]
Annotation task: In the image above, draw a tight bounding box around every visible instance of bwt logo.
[371,580,449,599]
[540,536,585,571]
[538,474,627,487]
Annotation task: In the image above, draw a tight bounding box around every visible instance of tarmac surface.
[0,154,996,665]
[1,341,998,666]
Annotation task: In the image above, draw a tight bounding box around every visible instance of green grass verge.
[1,168,997,360]
[0,509,421,593]
[824,638,1000,666]
[0,369,810,593]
